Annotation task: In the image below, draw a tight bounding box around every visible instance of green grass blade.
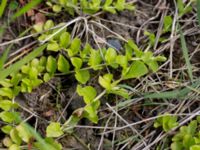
[144,79,200,99]
[143,89,191,99]
[197,0,200,26]
[0,0,7,18]
[0,26,4,37]
[0,44,47,81]
[0,27,32,71]
[15,114,58,150]
[24,123,58,150]
[177,0,184,13]
[11,0,42,21]
[0,45,12,70]
[179,28,193,82]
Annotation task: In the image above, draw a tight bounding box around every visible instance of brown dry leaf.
[165,81,180,89]
[19,0,25,5]
[35,13,46,24]
[73,108,84,117]
[27,9,35,17]
[131,104,140,113]
[42,110,54,117]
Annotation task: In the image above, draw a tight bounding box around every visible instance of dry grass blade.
[0,44,47,81]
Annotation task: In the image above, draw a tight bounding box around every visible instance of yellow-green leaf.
[88,49,102,70]
[44,20,54,30]
[116,55,128,69]
[0,100,17,111]
[123,61,148,79]
[46,122,64,137]
[0,88,13,99]
[75,70,90,84]
[16,123,32,143]
[46,56,57,74]
[52,5,62,12]
[60,32,70,48]
[67,38,81,57]
[47,42,60,52]
[0,111,20,123]
[57,54,70,73]
[77,85,97,104]
[71,57,82,69]
[10,128,22,145]
[1,125,13,134]
[98,74,113,91]
[9,144,20,150]
[105,48,117,65]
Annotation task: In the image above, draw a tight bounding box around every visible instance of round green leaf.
[47,42,60,52]
[31,58,40,67]
[123,61,148,79]
[67,38,81,57]
[9,144,20,150]
[116,55,128,69]
[75,70,90,84]
[0,111,20,123]
[171,142,183,150]
[57,54,70,73]
[84,105,98,123]
[105,48,117,65]
[29,67,38,79]
[16,123,32,143]
[46,122,64,138]
[88,49,102,70]
[71,57,82,69]
[77,85,97,104]
[10,128,22,145]
[60,32,70,48]
[0,100,16,111]
[46,56,57,74]
[190,145,200,150]
[33,23,44,33]
[0,88,14,99]
[43,73,51,82]
[53,5,62,12]
[9,1,18,10]
[44,20,54,30]
[1,125,13,134]
[98,74,113,90]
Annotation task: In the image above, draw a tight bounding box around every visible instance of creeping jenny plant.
[0,1,167,149]
[32,19,166,130]
[0,19,166,149]
[46,0,135,15]
[154,115,200,150]
[171,118,200,150]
